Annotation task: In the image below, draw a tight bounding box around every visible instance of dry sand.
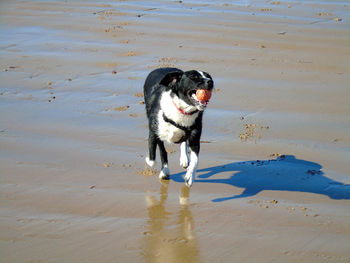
[1,0,350,262]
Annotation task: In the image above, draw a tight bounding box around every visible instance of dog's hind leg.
[180,141,189,169]
[158,140,170,179]
[146,132,157,167]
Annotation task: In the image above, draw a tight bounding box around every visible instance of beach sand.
[1,0,350,262]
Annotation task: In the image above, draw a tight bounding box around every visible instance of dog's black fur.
[143,67,213,187]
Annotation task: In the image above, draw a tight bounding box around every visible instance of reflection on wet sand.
[142,182,199,263]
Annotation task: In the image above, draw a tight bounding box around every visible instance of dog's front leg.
[184,142,199,187]
[180,141,189,169]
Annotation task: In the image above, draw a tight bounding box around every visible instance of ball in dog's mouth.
[188,89,212,109]
[196,89,212,102]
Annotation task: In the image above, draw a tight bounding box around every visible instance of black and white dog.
[143,67,213,187]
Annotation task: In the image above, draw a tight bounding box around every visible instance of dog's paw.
[159,165,170,180]
[145,157,155,168]
[184,172,193,187]
[180,156,189,169]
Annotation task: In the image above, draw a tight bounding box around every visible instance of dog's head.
[160,70,214,111]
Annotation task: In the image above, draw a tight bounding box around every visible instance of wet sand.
[1,0,350,262]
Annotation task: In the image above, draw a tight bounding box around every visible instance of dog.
[143,67,214,187]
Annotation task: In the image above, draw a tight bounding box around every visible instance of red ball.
[196,89,212,102]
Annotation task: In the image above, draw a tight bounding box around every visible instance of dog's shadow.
[171,155,350,202]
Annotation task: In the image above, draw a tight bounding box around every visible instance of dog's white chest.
[156,91,198,144]
[157,111,185,143]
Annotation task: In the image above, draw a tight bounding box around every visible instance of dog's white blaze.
[197,70,210,80]
[185,151,198,187]
[180,141,189,168]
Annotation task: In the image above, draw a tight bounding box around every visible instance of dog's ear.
[159,71,183,87]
